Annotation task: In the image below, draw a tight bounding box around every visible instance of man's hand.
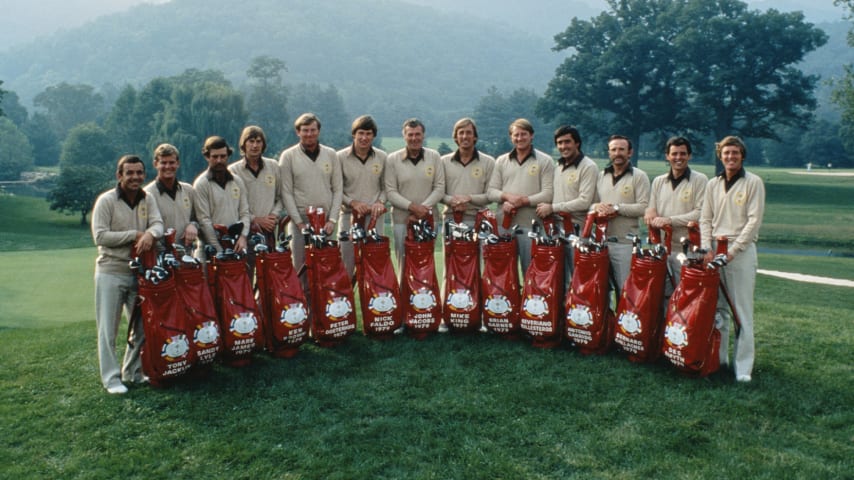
[135,231,155,253]
[370,201,386,218]
[234,235,248,253]
[351,200,371,216]
[502,193,528,208]
[253,214,278,232]
[535,203,553,218]
[501,201,516,216]
[182,224,198,245]
[649,216,672,228]
[594,203,617,217]
[409,203,431,219]
[324,221,335,235]
[643,208,658,226]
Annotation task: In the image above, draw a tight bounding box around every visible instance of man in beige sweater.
[229,126,282,244]
[144,143,198,250]
[92,155,163,394]
[441,117,495,227]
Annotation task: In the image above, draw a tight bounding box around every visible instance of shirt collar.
[207,168,234,188]
[242,157,265,176]
[351,144,375,163]
[509,148,534,165]
[155,179,181,199]
[452,149,480,166]
[116,184,146,209]
[406,148,425,165]
[604,163,634,185]
[668,167,691,189]
[718,167,746,192]
[301,144,320,161]
[559,151,583,171]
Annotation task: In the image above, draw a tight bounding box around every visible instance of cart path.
[758,269,854,287]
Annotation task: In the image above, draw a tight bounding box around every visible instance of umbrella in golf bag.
[520,216,565,348]
[254,216,309,358]
[303,206,357,347]
[478,208,521,339]
[442,216,481,333]
[401,216,442,339]
[564,212,615,355]
[662,233,738,377]
[613,225,672,363]
[352,210,402,339]
[209,223,265,367]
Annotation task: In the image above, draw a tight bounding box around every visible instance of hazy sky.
[0,0,845,52]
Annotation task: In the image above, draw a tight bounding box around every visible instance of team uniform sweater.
[193,170,252,251]
[648,168,708,246]
[143,180,195,242]
[700,169,765,257]
[228,156,283,222]
[594,164,650,241]
[551,155,598,227]
[487,148,555,228]
[279,144,343,225]
[337,145,388,214]
[385,147,446,225]
[91,186,164,275]
[441,149,496,221]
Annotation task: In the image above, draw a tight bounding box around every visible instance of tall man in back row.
[592,134,650,299]
[488,118,554,274]
[701,136,765,383]
[92,155,164,394]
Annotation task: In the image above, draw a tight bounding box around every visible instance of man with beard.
[92,155,164,394]
[193,136,252,256]
[229,126,282,246]
[592,134,650,300]
[441,117,495,227]
[144,143,198,250]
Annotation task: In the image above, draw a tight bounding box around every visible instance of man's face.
[555,134,579,160]
[154,154,179,182]
[720,145,744,177]
[297,121,320,150]
[404,125,424,151]
[666,144,691,177]
[205,147,230,173]
[510,127,533,152]
[455,125,477,150]
[353,129,375,151]
[244,136,264,160]
[608,139,632,168]
[118,162,146,193]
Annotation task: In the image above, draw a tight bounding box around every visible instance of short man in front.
[337,115,387,280]
[644,136,708,292]
[92,155,164,394]
[591,135,650,299]
[229,125,283,246]
[193,136,252,256]
[441,117,495,227]
[700,136,765,383]
[487,118,554,274]
[144,143,198,250]
[279,113,343,277]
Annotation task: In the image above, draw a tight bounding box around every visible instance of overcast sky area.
[0,0,846,52]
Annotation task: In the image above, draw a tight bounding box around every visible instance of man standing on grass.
[91,155,163,394]
[441,117,495,228]
[144,143,198,250]
[229,125,282,246]
[193,136,252,256]
[700,136,765,383]
[591,134,650,299]
[488,118,554,274]
[644,136,708,293]
[337,115,387,280]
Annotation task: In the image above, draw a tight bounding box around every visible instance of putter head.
[254,243,269,254]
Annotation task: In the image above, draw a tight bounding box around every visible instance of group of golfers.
[91,113,764,394]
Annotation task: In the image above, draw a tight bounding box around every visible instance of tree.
[0,80,5,117]
[245,56,290,155]
[538,0,827,165]
[832,0,854,160]
[288,83,351,149]
[23,113,61,167]
[0,88,28,127]
[0,117,35,181]
[59,123,117,170]
[33,82,106,141]
[48,165,112,226]
[104,85,144,156]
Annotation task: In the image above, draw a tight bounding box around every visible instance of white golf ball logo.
[618,312,641,335]
[369,292,396,313]
[523,295,548,317]
[326,297,352,319]
[231,312,258,336]
[568,305,593,327]
[447,290,474,310]
[195,321,219,346]
[484,295,510,315]
[281,303,307,325]
[411,289,436,311]
[665,324,688,347]
[161,334,190,360]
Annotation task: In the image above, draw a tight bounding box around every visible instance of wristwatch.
[613,204,621,214]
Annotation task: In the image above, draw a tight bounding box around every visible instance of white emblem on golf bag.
[281,303,307,325]
[231,312,258,336]
[194,321,220,346]
[523,295,548,317]
[369,292,397,314]
[664,324,688,347]
[447,289,474,311]
[567,305,593,327]
[326,297,353,319]
[161,334,190,360]
[618,311,641,335]
[484,295,511,315]
[410,288,437,311]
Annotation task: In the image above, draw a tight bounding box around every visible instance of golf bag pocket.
[614,255,668,362]
[308,245,357,346]
[402,238,442,338]
[662,266,721,377]
[443,239,481,332]
[137,276,195,385]
[481,238,521,338]
[520,242,564,348]
[565,248,614,355]
[256,250,308,358]
[211,259,265,366]
[358,238,402,339]
[174,267,222,366]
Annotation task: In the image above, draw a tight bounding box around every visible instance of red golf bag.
[304,207,357,346]
[443,216,481,333]
[520,216,564,348]
[479,209,521,339]
[174,265,222,367]
[662,236,730,377]
[565,213,615,355]
[353,211,403,339]
[210,224,265,367]
[255,216,309,358]
[401,217,442,339]
[613,225,671,363]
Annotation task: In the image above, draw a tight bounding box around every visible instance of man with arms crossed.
[700,136,764,383]
[591,134,650,299]
[487,118,554,274]
[644,136,708,292]
[144,143,198,250]
[92,155,163,394]
[337,115,387,280]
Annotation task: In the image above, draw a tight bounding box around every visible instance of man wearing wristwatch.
[591,134,650,300]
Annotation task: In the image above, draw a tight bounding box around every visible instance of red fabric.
[256,249,309,358]
[614,255,668,362]
[481,238,521,339]
[520,242,564,348]
[565,248,614,355]
[357,237,403,339]
[211,259,265,366]
[662,265,721,377]
[401,238,442,339]
[174,267,222,366]
[136,275,196,385]
[307,245,357,346]
[443,239,481,333]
